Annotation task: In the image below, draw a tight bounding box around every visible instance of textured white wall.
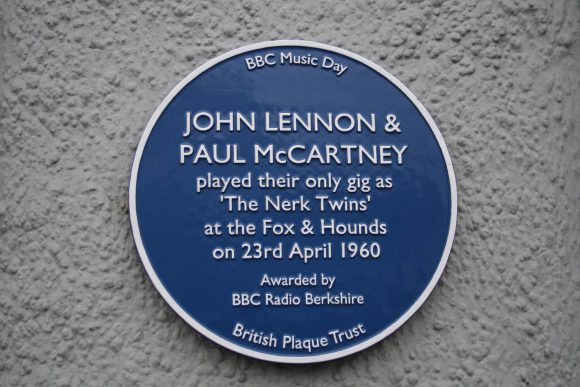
[1,1,579,385]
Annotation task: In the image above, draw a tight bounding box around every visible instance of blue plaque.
[129,41,457,363]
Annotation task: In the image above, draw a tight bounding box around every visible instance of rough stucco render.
[0,0,579,386]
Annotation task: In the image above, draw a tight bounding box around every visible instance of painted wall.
[0,0,578,385]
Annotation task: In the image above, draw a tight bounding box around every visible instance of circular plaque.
[130,41,456,363]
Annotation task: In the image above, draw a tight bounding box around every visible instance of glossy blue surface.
[134,45,452,359]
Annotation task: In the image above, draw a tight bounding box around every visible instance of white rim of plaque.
[129,40,457,364]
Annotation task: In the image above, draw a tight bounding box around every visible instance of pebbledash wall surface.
[0,0,579,386]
